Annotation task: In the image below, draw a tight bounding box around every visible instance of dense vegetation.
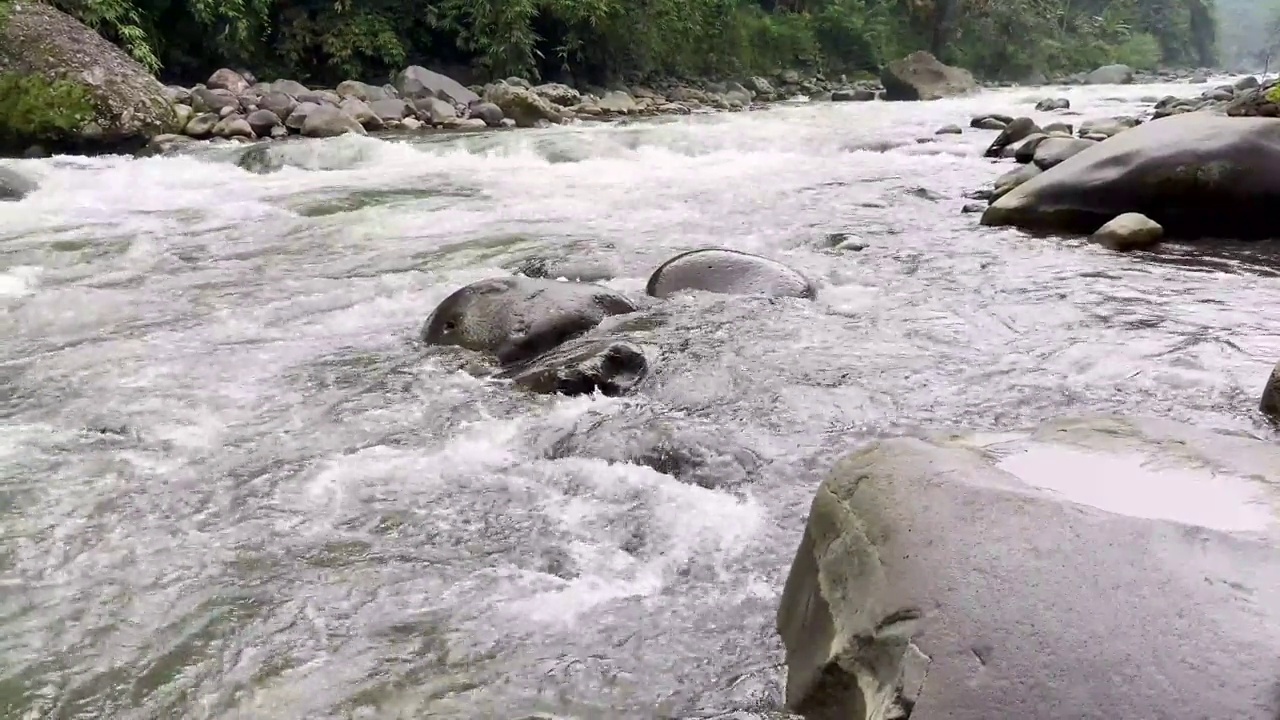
[7,0,1217,85]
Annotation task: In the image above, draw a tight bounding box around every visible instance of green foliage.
[1267,84,1280,103]
[1113,32,1163,68]
[0,73,97,144]
[44,0,1214,85]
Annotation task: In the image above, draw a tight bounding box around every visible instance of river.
[2,77,1279,719]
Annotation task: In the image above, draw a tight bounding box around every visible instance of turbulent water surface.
[3,78,1280,719]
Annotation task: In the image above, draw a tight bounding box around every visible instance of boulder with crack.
[778,415,1280,719]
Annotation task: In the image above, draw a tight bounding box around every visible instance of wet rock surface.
[981,112,1280,239]
[779,415,1280,719]
[647,249,816,300]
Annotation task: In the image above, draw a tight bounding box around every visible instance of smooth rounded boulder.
[646,248,816,300]
[981,113,1280,239]
[777,415,1280,719]
[420,276,638,366]
[879,51,976,101]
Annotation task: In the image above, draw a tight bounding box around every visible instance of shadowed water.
[2,78,1279,719]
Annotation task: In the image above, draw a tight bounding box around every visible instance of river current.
[2,78,1279,719]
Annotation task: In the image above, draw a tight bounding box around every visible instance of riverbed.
[2,78,1278,719]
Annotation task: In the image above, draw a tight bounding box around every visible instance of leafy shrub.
[0,73,98,144]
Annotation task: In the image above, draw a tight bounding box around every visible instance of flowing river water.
[2,77,1280,719]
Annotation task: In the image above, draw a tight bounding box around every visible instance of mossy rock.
[0,73,98,146]
[0,1,174,154]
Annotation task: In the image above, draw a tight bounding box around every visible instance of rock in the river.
[536,407,764,489]
[983,117,1039,158]
[970,113,1012,130]
[777,415,1280,719]
[1262,361,1280,422]
[0,166,36,200]
[395,65,479,106]
[1034,97,1070,111]
[1031,136,1095,169]
[420,277,638,366]
[207,68,251,95]
[483,82,563,127]
[245,109,283,137]
[982,113,1280,239]
[1089,212,1163,251]
[646,248,816,300]
[935,124,962,134]
[301,105,367,138]
[533,83,581,107]
[880,51,976,101]
[990,163,1043,201]
[497,335,648,397]
[1085,63,1135,84]
[0,2,176,151]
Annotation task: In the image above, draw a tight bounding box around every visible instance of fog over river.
[2,77,1279,719]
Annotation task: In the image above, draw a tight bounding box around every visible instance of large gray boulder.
[982,112,1280,239]
[395,65,479,106]
[880,51,976,101]
[777,415,1280,719]
[1085,63,1135,84]
[0,2,176,150]
[646,248,816,300]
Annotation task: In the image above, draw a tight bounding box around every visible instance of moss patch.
[0,73,98,146]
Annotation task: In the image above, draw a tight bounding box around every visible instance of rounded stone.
[420,277,638,366]
[645,248,816,300]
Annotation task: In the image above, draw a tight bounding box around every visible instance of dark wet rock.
[1262,361,1280,423]
[395,65,479,106]
[983,117,1039,158]
[498,336,648,397]
[777,415,1280,719]
[1035,97,1070,111]
[512,255,619,282]
[961,202,985,213]
[0,2,177,151]
[537,407,764,489]
[969,114,1012,130]
[832,88,876,102]
[880,51,976,101]
[1235,75,1261,91]
[1084,63,1134,84]
[1010,133,1050,163]
[1031,136,1095,170]
[982,113,1280,239]
[934,124,962,135]
[647,248,816,300]
[134,133,196,158]
[420,277,638,366]
[1089,212,1164,251]
[0,167,36,200]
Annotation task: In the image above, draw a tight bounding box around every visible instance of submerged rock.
[880,51,976,101]
[0,167,37,200]
[778,415,1280,719]
[420,277,638,366]
[536,407,764,489]
[646,248,816,300]
[498,335,648,397]
[981,113,1280,239]
[0,2,176,152]
[1262,361,1280,422]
